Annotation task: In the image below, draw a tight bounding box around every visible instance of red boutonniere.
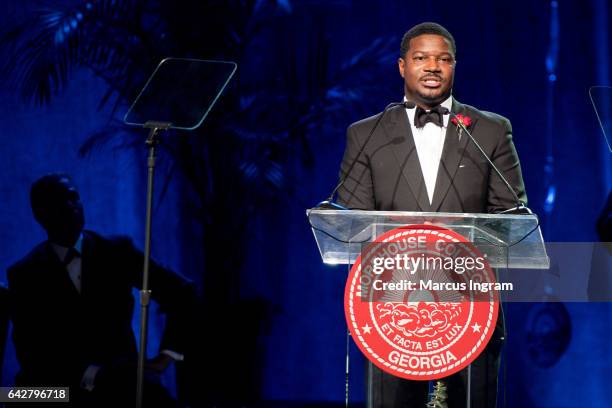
[450,114,472,139]
[450,114,472,128]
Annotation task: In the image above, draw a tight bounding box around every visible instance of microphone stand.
[441,108,527,408]
[441,108,531,214]
[136,120,171,408]
[317,101,415,209]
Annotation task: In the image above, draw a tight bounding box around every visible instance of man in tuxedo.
[7,173,196,407]
[336,22,527,407]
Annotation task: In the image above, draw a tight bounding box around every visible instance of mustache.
[420,74,443,81]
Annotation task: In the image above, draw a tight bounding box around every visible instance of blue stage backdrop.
[0,0,610,407]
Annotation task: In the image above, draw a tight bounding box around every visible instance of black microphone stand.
[136,120,171,408]
[440,107,529,408]
[317,101,415,209]
[441,108,531,214]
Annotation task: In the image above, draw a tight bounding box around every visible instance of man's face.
[37,177,85,246]
[398,34,455,108]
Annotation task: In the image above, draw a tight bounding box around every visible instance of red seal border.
[344,224,499,380]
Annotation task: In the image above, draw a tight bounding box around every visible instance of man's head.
[30,173,85,247]
[398,22,456,109]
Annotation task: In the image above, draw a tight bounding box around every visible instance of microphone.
[317,101,416,209]
[439,107,531,214]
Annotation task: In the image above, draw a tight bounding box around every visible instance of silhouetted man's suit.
[8,230,194,406]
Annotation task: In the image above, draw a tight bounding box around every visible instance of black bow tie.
[414,105,446,128]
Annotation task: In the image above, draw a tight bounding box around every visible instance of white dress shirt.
[404,95,453,204]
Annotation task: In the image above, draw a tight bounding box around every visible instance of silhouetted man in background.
[7,173,196,407]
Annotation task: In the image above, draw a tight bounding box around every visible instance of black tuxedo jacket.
[7,230,194,388]
[337,99,527,212]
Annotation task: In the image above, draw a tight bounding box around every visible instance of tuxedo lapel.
[381,106,430,211]
[430,100,477,211]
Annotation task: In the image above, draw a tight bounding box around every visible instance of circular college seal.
[344,224,499,380]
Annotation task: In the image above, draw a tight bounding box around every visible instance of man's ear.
[398,57,406,78]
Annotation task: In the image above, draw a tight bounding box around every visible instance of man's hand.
[94,353,175,392]
[145,353,174,375]
[94,357,135,391]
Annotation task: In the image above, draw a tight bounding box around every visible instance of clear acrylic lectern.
[307,209,549,408]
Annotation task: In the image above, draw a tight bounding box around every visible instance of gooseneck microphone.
[317,101,416,209]
[438,107,531,214]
